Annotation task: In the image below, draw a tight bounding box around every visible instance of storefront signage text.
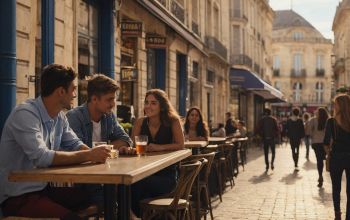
[146,35,167,48]
[121,66,138,81]
[121,21,143,37]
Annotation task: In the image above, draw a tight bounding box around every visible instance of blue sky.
[269,0,341,40]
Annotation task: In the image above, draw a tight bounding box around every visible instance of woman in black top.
[131,89,184,217]
[184,107,209,141]
[324,94,350,220]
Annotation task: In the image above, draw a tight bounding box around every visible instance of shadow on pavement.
[279,170,303,185]
[248,171,272,184]
[313,187,333,204]
[302,160,317,171]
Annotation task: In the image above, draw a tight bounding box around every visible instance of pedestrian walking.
[324,94,350,220]
[286,107,305,171]
[257,108,279,171]
[309,107,329,187]
[304,113,312,160]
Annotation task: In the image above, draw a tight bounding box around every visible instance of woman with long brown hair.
[130,89,184,217]
[324,94,350,220]
[184,107,209,141]
[309,107,329,187]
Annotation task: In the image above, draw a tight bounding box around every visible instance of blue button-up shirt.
[0,97,83,204]
[66,103,132,148]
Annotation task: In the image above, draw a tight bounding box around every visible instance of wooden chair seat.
[142,198,188,208]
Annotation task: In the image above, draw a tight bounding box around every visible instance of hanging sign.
[121,21,143,37]
[146,34,167,48]
[120,66,138,82]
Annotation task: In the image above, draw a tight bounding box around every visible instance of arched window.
[315,82,324,103]
[293,82,302,102]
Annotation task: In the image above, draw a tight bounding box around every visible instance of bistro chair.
[184,152,215,220]
[140,160,203,220]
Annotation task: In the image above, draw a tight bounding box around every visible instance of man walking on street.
[257,108,279,171]
[286,107,305,171]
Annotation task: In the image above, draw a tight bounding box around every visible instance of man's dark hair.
[226,112,232,117]
[263,108,271,116]
[87,74,119,102]
[41,64,77,97]
[292,107,300,116]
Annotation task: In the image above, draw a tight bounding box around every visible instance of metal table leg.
[104,184,117,220]
[117,184,131,220]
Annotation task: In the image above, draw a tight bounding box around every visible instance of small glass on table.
[135,135,148,156]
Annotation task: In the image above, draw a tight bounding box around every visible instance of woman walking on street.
[286,107,305,171]
[309,107,329,187]
[324,94,350,220]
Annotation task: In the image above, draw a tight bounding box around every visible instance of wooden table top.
[9,149,191,185]
[184,141,208,148]
[208,137,227,144]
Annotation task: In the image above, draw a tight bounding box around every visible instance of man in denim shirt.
[0,64,110,219]
[66,74,133,152]
[66,74,133,207]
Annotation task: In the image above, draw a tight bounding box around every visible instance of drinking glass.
[135,135,148,156]
[92,141,107,148]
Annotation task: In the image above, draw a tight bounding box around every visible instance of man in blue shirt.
[0,64,110,219]
[66,74,133,151]
[66,74,133,207]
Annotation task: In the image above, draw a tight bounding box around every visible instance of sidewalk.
[212,143,347,220]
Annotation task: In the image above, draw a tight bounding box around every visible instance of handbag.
[326,119,337,172]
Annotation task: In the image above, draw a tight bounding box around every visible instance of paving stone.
[211,144,348,219]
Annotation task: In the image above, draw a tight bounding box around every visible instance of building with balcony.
[0,0,231,132]
[228,0,282,131]
[271,10,333,115]
[333,0,350,90]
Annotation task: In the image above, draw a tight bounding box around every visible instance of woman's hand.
[146,143,162,152]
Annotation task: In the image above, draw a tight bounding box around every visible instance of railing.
[254,63,260,74]
[171,0,185,23]
[205,36,228,60]
[315,68,325,77]
[192,21,199,36]
[273,69,280,77]
[290,68,306,77]
[272,37,332,44]
[230,54,252,68]
[156,0,166,7]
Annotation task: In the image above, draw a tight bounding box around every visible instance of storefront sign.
[121,66,137,81]
[121,21,143,36]
[146,35,167,48]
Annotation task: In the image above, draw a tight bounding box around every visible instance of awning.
[230,68,285,102]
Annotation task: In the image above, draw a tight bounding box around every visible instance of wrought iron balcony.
[290,68,306,77]
[171,0,185,23]
[205,36,228,60]
[156,0,166,7]
[273,69,280,77]
[192,21,199,36]
[315,68,325,77]
[230,54,252,68]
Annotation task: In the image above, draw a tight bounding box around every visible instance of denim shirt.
[0,97,83,204]
[66,103,132,148]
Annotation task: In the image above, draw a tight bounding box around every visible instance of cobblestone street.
[212,144,347,220]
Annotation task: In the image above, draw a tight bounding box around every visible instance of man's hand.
[119,146,137,155]
[89,146,110,163]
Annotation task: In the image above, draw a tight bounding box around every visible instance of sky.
[269,0,342,40]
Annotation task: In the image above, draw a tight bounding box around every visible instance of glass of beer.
[106,145,118,159]
[135,135,148,156]
[92,141,107,148]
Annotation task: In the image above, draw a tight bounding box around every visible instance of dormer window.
[293,32,303,40]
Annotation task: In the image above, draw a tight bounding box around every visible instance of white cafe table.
[9,149,191,220]
[208,137,227,145]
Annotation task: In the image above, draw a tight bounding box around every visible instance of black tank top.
[140,117,173,145]
[140,117,176,177]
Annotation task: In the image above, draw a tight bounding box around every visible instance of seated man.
[66,74,133,206]
[66,74,132,151]
[0,64,110,219]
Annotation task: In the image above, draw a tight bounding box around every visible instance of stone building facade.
[271,10,333,115]
[1,0,231,129]
[229,0,280,131]
[333,0,350,90]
